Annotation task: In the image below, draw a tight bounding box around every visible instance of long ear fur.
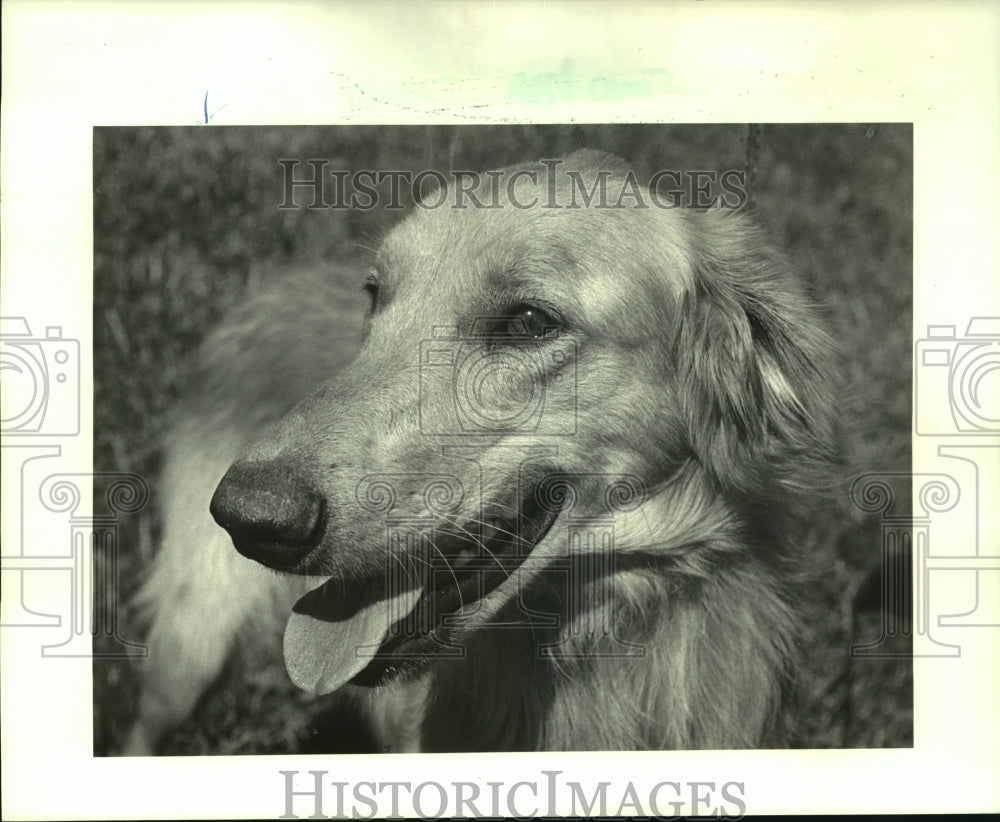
[676,210,838,504]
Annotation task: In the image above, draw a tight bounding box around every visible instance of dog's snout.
[210,459,327,571]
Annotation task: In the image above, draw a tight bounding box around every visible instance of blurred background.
[93,124,912,754]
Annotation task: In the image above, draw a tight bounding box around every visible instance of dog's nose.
[210,459,327,571]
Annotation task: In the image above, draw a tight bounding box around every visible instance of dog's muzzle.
[282,486,563,695]
[210,456,565,695]
[210,458,328,571]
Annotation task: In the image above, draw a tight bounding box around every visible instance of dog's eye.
[362,280,379,313]
[487,303,559,340]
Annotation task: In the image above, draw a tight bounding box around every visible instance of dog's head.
[209,150,836,694]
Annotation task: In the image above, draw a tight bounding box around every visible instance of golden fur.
[125,150,836,754]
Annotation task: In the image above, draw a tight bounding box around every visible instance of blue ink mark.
[203,91,209,124]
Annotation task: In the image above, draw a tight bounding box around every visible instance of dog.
[123,149,837,754]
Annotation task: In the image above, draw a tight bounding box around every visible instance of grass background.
[93,124,913,754]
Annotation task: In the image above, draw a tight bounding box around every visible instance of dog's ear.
[676,212,838,494]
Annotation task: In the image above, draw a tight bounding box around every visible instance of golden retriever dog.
[124,149,837,754]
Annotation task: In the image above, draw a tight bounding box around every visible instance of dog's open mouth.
[282,488,561,694]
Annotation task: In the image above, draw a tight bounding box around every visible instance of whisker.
[436,514,515,578]
[427,537,464,612]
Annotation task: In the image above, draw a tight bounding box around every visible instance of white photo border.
[2,1,998,818]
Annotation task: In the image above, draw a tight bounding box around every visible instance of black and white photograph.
[92,124,914,758]
[2,3,998,820]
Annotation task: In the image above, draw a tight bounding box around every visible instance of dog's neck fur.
[371,469,797,752]
[367,557,793,752]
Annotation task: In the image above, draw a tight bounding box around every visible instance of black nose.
[210,459,327,571]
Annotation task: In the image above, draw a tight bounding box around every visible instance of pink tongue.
[283,578,423,695]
